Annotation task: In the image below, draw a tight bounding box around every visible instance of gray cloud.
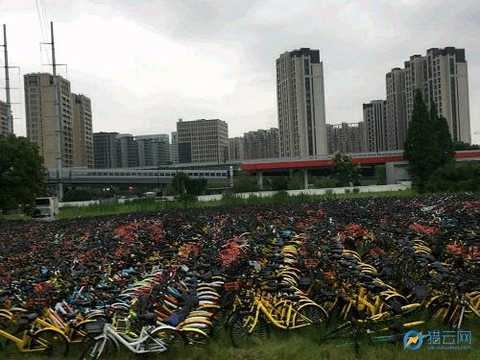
[2,0,479,143]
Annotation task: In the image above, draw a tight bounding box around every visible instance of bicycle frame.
[0,317,66,353]
[91,323,176,355]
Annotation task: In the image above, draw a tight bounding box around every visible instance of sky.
[1,0,479,144]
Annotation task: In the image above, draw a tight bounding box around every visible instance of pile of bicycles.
[0,194,479,357]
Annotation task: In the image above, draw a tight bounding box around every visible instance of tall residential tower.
[24,73,74,168]
[276,48,327,158]
[384,47,471,148]
[363,100,387,153]
[71,93,94,168]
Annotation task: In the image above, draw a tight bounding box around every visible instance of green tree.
[405,92,455,190]
[185,178,207,195]
[431,103,454,166]
[0,135,46,212]
[333,152,360,186]
[170,172,207,196]
[171,172,189,195]
[404,90,437,189]
[233,174,257,193]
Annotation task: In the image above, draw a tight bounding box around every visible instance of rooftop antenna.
[41,21,63,200]
[1,24,13,134]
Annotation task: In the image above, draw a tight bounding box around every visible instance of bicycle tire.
[32,328,69,357]
[80,335,118,360]
[150,327,185,352]
[294,303,328,327]
[182,327,210,345]
[229,313,267,348]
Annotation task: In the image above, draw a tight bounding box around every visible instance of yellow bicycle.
[0,308,69,356]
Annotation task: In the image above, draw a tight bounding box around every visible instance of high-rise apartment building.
[276,48,327,158]
[170,131,179,164]
[243,128,279,160]
[385,68,407,150]
[93,132,119,168]
[228,137,244,161]
[71,94,94,168]
[326,122,366,154]
[0,100,12,136]
[24,73,74,168]
[177,119,228,163]
[424,47,470,143]
[385,47,471,147]
[136,134,170,166]
[404,54,427,125]
[363,100,387,153]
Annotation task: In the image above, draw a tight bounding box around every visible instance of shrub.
[424,163,480,193]
[233,174,258,193]
[311,176,337,189]
[270,176,288,191]
[287,173,304,190]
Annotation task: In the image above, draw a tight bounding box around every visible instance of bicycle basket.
[84,319,105,334]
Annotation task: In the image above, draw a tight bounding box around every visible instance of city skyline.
[1,1,479,144]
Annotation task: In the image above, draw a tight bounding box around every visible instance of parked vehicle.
[32,197,59,220]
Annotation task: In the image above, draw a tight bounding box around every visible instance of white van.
[33,197,59,220]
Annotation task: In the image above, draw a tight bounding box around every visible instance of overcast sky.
[2,0,479,143]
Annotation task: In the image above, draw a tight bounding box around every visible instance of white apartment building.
[363,100,387,153]
[276,48,327,158]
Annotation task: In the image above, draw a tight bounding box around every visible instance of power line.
[35,0,51,66]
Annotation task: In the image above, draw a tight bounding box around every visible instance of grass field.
[4,326,479,360]
[58,189,417,220]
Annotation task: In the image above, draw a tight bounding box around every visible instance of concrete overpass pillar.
[303,169,309,189]
[257,171,264,190]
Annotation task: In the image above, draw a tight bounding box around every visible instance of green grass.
[0,213,31,221]
[58,190,416,220]
[5,326,479,360]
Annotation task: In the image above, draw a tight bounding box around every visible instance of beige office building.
[24,73,74,168]
[72,94,94,168]
[276,48,327,158]
[177,119,228,163]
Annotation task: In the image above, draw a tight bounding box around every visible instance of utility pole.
[43,21,63,200]
[1,24,13,134]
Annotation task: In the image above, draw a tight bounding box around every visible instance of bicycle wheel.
[320,321,355,343]
[182,327,210,345]
[230,313,267,348]
[80,335,118,360]
[32,328,69,357]
[150,327,186,352]
[294,303,328,327]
